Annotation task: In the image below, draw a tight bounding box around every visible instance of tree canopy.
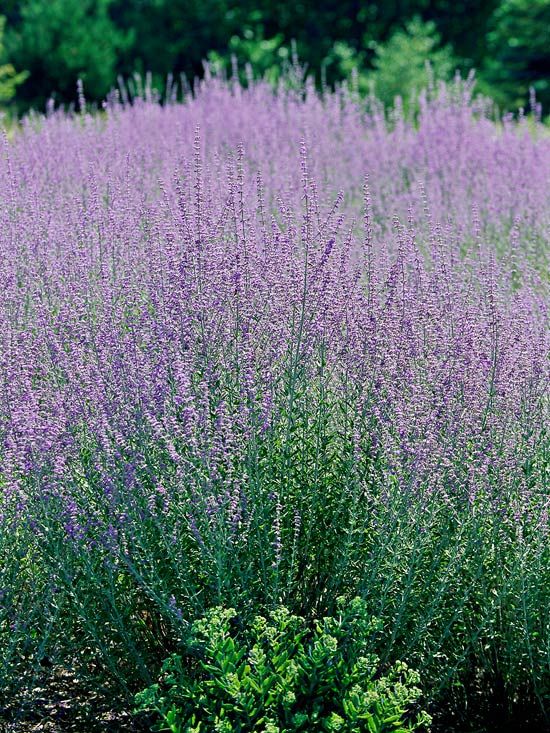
[1,0,548,113]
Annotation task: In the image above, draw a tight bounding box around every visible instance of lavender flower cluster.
[0,74,548,713]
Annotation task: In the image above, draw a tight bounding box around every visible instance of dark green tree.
[5,0,132,109]
[110,0,246,86]
[423,0,499,69]
[2,0,545,113]
[484,0,550,110]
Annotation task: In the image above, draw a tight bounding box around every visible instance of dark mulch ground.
[2,667,547,732]
[0,667,150,733]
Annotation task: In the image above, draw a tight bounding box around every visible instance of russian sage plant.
[0,71,548,727]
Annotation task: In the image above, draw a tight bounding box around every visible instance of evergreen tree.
[485,0,550,110]
[5,0,132,109]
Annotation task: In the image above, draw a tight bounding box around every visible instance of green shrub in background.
[207,27,291,86]
[366,18,457,109]
[208,17,459,111]
[135,598,432,733]
[0,15,27,105]
[327,17,457,111]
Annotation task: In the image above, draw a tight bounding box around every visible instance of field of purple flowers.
[0,73,549,729]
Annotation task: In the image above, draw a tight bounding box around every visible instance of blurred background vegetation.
[0,0,549,115]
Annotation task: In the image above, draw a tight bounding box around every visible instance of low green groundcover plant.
[135,598,432,732]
